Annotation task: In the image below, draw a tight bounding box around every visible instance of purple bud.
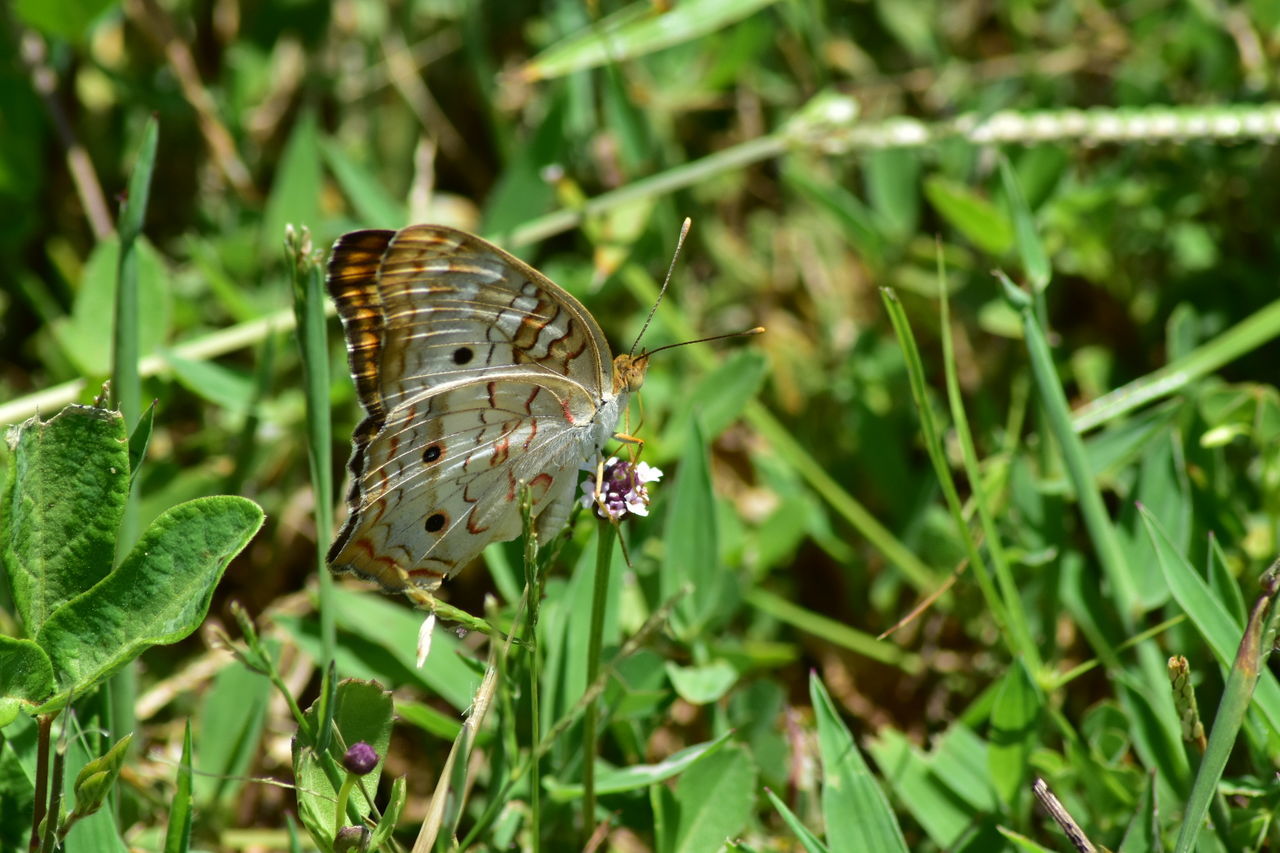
[343,741,379,775]
[334,825,369,851]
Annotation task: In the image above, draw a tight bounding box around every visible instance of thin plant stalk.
[879,287,1015,653]
[458,590,687,849]
[936,281,1041,672]
[582,521,615,843]
[520,486,544,852]
[287,226,336,672]
[106,116,158,816]
[999,274,1138,630]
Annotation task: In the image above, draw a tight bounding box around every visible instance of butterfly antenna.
[629,217,693,358]
[640,326,766,358]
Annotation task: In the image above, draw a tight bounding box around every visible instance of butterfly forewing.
[326,225,626,592]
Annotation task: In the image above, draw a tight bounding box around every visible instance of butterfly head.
[612,353,650,394]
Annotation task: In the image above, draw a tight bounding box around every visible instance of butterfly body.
[326,225,643,592]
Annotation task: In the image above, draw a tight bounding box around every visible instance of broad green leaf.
[518,0,782,81]
[293,679,394,824]
[662,420,727,637]
[665,660,738,706]
[0,636,54,718]
[810,674,908,853]
[13,0,116,42]
[988,660,1042,809]
[671,742,757,853]
[2,405,128,636]
[866,728,976,848]
[924,176,1014,256]
[36,496,263,699]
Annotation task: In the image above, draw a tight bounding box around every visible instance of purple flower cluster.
[579,457,663,519]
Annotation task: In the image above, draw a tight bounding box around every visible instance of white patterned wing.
[326,225,627,591]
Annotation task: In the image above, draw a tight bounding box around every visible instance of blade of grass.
[105,115,158,808]
[1172,561,1280,853]
[936,279,1040,672]
[810,673,909,853]
[287,227,335,669]
[880,285,1021,660]
[516,0,782,81]
[744,591,922,675]
[999,273,1138,626]
[582,520,614,844]
[112,116,158,431]
[1001,272,1192,796]
[1138,505,1280,733]
[1073,298,1280,433]
[162,722,193,853]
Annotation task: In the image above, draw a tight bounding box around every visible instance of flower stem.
[334,774,354,837]
[582,520,614,843]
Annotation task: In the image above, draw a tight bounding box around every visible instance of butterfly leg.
[404,586,497,636]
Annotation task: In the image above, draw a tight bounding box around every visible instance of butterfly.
[325,224,653,593]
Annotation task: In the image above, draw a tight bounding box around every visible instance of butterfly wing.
[327,225,620,591]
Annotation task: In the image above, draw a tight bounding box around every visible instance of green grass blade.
[161,722,193,853]
[745,589,921,674]
[1000,273,1139,626]
[880,285,1022,654]
[518,0,782,81]
[936,278,1041,671]
[112,116,158,430]
[287,227,336,667]
[1072,298,1280,433]
[1173,565,1280,853]
[1138,505,1280,733]
[810,673,908,853]
[764,787,830,853]
[998,155,1051,291]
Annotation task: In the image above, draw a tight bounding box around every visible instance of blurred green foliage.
[3,0,1280,850]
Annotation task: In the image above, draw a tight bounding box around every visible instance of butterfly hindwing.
[326,225,625,591]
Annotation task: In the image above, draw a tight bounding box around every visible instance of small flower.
[342,741,379,776]
[579,457,663,519]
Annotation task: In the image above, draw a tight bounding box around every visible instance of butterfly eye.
[452,347,474,365]
[423,444,443,463]
[425,513,447,533]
